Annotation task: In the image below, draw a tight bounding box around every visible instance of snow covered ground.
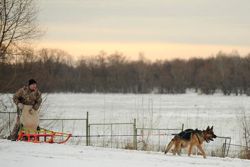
[0,139,249,167]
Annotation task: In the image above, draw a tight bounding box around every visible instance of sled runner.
[17,127,72,144]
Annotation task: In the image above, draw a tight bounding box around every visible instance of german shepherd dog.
[164,126,217,158]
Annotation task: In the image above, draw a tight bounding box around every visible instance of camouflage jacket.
[13,86,42,110]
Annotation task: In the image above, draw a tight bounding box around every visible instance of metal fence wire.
[88,122,135,148]
[0,111,242,158]
[0,112,16,137]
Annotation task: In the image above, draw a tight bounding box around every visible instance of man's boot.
[8,121,21,141]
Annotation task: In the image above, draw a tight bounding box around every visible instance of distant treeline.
[1,48,250,95]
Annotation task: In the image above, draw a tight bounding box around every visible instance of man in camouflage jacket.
[8,79,42,140]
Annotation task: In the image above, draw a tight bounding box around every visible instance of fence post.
[8,112,11,135]
[158,129,161,152]
[226,137,231,157]
[88,125,91,145]
[222,139,227,158]
[133,118,137,150]
[86,112,89,146]
[222,143,225,157]
[61,120,64,133]
[111,124,113,148]
[181,124,184,131]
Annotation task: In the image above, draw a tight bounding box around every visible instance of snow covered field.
[1,93,250,156]
[42,93,250,144]
[0,139,249,167]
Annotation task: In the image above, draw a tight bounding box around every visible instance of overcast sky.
[37,0,250,60]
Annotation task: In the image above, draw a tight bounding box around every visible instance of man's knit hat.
[28,79,37,85]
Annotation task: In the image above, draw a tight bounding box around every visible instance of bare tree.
[0,0,41,61]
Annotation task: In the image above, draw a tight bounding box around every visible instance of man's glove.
[17,103,24,110]
[33,104,39,110]
[29,108,34,115]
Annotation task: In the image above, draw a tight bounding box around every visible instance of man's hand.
[29,108,34,115]
[33,104,39,110]
[17,103,24,110]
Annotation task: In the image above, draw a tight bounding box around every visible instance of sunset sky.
[37,0,250,60]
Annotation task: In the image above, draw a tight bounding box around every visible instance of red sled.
[17,128,72,144]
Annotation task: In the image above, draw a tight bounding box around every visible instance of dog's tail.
[164,138,174,154]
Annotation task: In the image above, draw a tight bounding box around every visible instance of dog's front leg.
[197,145,206,158]
[188,144,193,157]
[173,146,178,155]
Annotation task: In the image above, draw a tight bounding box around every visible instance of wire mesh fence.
[0,112,16,137]
[136,127,183,152]
[88,122,135,148]
[0,111,248,159]
[40,118,88,145]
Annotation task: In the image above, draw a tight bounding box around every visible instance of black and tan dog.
[164,126,217,158]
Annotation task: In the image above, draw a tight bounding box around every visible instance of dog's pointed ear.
[206,126,210,130]
[211,126,213,130]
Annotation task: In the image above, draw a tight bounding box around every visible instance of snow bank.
[0,139,249,167]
